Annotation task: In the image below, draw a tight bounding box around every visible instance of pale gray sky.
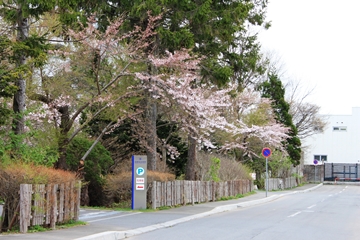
[258,0,360,115]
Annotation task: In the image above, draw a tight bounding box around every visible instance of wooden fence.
[266,177,298,191]
[150,180,253,209]
[19,181,81,233]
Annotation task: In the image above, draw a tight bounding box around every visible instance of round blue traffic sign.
[313,159,318,165]
[262,148,272,158]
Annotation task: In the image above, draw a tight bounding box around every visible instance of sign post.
[132,155,147,209]
[313,159,318,182]
[262,148,272,197]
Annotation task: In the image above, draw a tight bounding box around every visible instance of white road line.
[307,204,316,209]
[87,212,142,223]
[288,211,301,217]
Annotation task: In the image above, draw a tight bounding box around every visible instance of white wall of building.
[303,107,360,165]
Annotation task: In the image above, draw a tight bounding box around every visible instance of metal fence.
[324,163,360,181]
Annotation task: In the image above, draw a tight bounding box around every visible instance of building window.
[314,155,327,162]
[333,126,347,131]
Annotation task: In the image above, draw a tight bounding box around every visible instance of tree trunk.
[185,134,197,180]
[55,136,69,170]
[54,105,72,170]
[145,34,160,171]
[146,99,157,171]
[12,12,29,135]
[161,146,167,172]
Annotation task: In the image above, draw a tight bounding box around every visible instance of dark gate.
[324,163,360,181]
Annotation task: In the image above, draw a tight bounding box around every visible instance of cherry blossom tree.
[23,12,288,180]
[135,50,290,179]
[28,13,160,170]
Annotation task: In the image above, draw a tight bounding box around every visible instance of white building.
[303,107,360,165]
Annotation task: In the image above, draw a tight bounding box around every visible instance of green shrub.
[208,157,221,182]
[0,131,58,167]
[66,137,113,206]
[197,152,252,181]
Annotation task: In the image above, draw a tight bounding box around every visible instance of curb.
[75,183,323,240]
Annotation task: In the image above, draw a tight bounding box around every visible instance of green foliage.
[254,178,265,189]
[66,136,113,180]
[208,157,221,182]
[0,36,17,91]
[197,152,252,181]
[66,137,113,206]
[0,104,12,127]
[268,151,292,178]
[0,131,58,166]
[245,156,265,176]
[259,72,302,166]
[11,34,50,61]
[106,0,268,88]
[28,225,47,233]
[0,36,18,125]
[243,101,273,126]
[157,27,194,51]
[56,220,87,229]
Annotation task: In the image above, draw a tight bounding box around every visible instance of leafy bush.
[208,157,221,182]
[268,150,292,178]
[197,152,252,181]
[66,136,113,206]
[0,132,58,167]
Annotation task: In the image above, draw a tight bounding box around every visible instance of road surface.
[129,185,360,240]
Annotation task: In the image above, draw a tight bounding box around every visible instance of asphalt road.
[129,185,360,240]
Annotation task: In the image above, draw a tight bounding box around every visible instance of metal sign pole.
[313,159,318,183]
[262,147,272,198]
[266,157,268,197]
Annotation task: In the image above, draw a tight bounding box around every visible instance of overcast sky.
[258,0,360,115]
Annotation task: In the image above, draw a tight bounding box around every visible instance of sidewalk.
[0,183,322,240]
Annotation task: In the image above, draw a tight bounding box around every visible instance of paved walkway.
[0,184,322,240]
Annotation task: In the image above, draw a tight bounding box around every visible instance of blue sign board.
[262,148,272,158]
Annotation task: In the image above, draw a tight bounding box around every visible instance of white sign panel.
[136,178,145,183]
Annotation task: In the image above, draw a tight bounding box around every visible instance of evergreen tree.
[0,36,17,125]
[0,0,81,135]
[259,72,302,166]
